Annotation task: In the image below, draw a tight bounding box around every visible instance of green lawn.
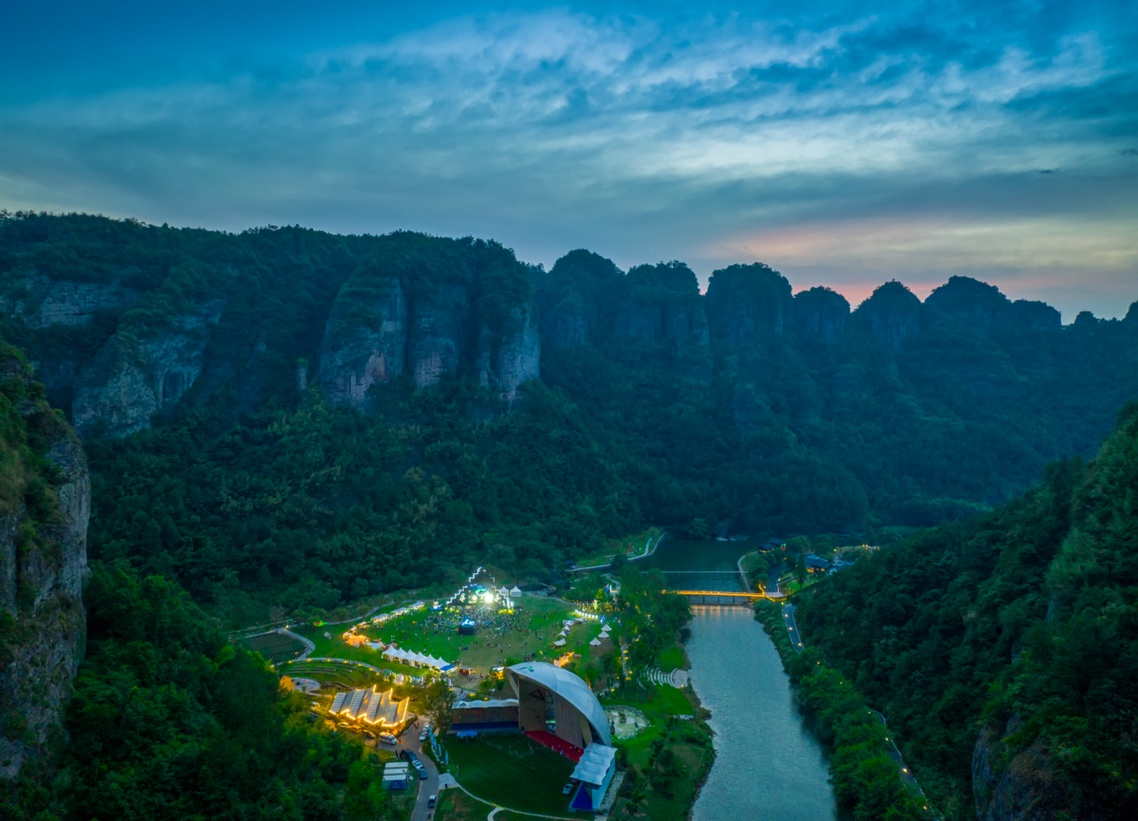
[443,734,577,817]
[432,788,494,821]
[292,595,612,676]
[656,645,686,673]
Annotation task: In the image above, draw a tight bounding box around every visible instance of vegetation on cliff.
[793,404,1138,819]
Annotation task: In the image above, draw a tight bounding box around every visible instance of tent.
[554,638,567,647]
[510,586,522,597]
[589,638,602,646]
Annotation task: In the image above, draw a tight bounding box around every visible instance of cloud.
[0,3,1135,317]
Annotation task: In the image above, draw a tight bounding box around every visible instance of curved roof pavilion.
[506,661,612,748]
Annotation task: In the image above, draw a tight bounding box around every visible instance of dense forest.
[794,403,1138,819]
[2,212,1136,622]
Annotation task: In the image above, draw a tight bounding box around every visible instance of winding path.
[780,603,936,817]
[572,531,666,572]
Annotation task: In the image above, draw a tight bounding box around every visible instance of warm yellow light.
[483,591,495,604]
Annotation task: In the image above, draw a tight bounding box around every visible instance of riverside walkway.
[781,604,937,817]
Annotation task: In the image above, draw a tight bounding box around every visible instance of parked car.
[419,730,428,742]
[562,783,574,795]
[418,768,428,780]
[379,732,398,745]
[427,795,437,808]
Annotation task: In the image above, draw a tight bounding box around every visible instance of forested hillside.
[2,211,1137,623]
[794,404,1138,820]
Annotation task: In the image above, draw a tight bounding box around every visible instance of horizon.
[8,208,1131,325]
[2,1,1136,320]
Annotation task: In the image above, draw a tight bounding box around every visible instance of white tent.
[510,586,522,597]
[554,638,567,647]
[589,638,602,646]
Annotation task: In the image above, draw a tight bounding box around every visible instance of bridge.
[669,590,769,606]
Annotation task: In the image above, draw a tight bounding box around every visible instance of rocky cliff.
[615,262,709,350]
[793,286,850,343]
[317,236,540,406]
[853,280,922,349]
[71,299,223,437]
[704,263,794,342]
[0,351,89,780]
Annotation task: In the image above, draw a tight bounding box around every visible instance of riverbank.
[752,602,931,820]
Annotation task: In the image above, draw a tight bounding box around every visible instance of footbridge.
[671,590,765,606]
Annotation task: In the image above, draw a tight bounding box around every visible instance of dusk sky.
[2,1,1136,320]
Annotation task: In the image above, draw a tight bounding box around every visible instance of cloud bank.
[1,1,1136,319]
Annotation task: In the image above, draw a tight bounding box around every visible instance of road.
[397,718,440,821]
[781,604,936,817]
[782,604,805,653]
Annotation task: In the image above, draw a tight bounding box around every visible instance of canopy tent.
[382,646,453,671]
[554,638,567,647]
[589,638,602,646]
[571,744,616,786]
[510,586,522,597]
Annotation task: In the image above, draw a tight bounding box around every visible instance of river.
[646,538,838,820]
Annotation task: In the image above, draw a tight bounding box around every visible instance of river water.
[645,538,838,820]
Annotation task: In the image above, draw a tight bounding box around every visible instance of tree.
[423,678,457,735]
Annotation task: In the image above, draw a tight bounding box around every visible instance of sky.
[2,1,1137,320]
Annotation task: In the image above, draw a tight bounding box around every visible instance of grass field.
[432,789,493,821]
[602,682,714,820]
[574,527,662,568]
[656,645,686,673]
[239,632,307,664]
[291,595,613,676]
[443,734,576,817]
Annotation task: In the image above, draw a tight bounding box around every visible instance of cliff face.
[853,281,922,349]
[705,263,795,342]
[318,277,408,404]
[0,273,139,328]
[475,303,541,403]
[0,354,89,780]
[317,237,540,406]
[538,249,625,350]
[972,718,1094,821]
[71,299,224,437]
[614,262,709,351]
[794,287,850,343]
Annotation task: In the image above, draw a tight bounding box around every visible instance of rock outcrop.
[1009,300,1062,332]
[972,718,1090,821]
[318,276,408,405]
[539,250,625,350]
[317,237,540,406]
[0,354,89,780]
[616,262,709,351]
[0,273,139,328]
[925,276,1011,332]
[705,263,794,342]
[71,300,224,437]
[793,286,850,343]
[853,281,922,349]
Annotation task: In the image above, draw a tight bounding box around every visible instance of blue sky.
[2,1,1136,319]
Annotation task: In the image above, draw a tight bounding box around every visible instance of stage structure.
[505,662,613,751]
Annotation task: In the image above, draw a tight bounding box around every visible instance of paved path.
[572,532,666,572]
[781,604,936,817]
[782,604,805,653]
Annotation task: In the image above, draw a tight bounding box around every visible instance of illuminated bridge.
[660,570,774,606]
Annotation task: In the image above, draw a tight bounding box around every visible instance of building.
[570,743,618,812]
[451,698,520,734]
[328,686,409,728]
[506,662,613,752]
